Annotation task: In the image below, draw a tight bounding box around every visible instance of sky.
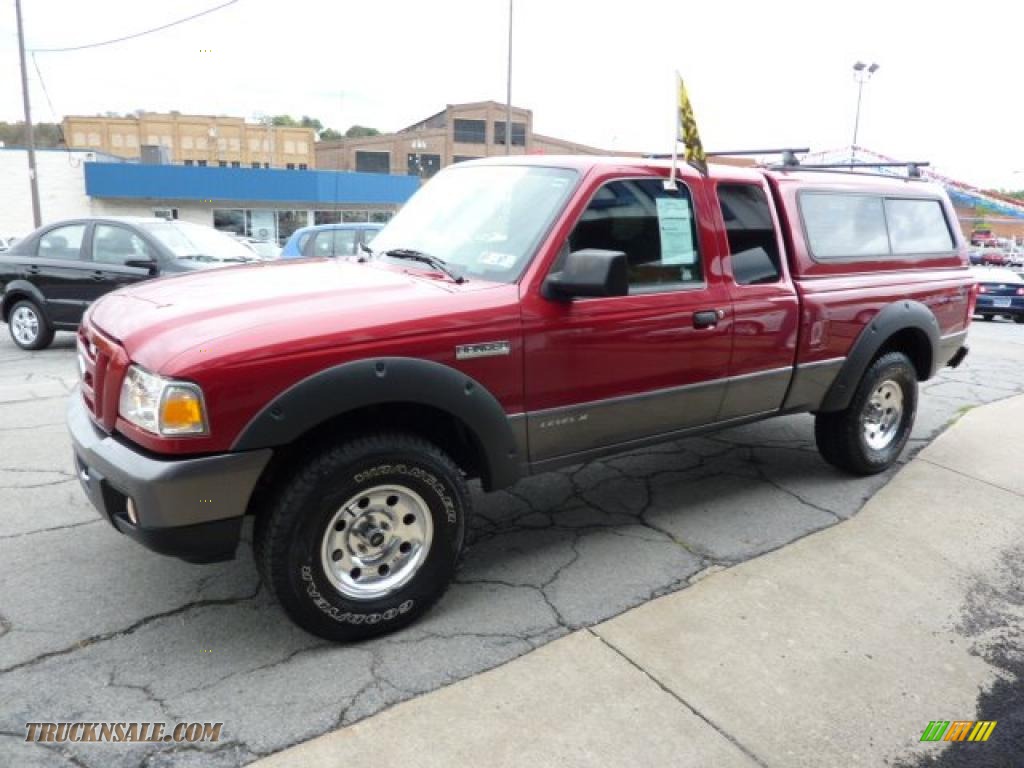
[2,0,1022,190]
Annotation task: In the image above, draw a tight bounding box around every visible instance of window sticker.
[478,251,517,269]
[656,197,696,265]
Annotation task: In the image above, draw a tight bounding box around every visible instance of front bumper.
[67,392,272,563]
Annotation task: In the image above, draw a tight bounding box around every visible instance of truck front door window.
[568,179,702,293]
[717,184,782,284]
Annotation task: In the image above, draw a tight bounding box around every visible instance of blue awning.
[83,162,420,205]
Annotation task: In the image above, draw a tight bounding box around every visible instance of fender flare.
[817,299,940,413]
[232,357,522,490]
[2,280,48,322]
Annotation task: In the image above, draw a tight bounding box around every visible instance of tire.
[254,432,469,641]
[1014,316,1024,325]
[8,299,54,351]
[980,314,994,321]
[815,351,918,476]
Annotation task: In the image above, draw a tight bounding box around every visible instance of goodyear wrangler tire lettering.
[255,433,469,642]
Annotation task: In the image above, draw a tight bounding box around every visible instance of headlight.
[118,365,208,436]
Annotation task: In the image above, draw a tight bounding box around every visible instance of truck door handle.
[91,270,106,282]
[693,310,721,329]
[26,265,40,275]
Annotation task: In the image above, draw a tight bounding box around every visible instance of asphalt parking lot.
[2,320,1024,767]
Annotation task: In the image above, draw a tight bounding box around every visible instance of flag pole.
[666,70,680,190]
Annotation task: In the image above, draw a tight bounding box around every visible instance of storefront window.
[276,210,309,245]
[342,211,370,223]
[370,211,394,223]
[213,209,245,236]
[314,211,342,225]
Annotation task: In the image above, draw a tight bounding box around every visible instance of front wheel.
[815,351,918,475]
[979,314,994,321]
[255,432,469,641]
[1014,316,1024,325]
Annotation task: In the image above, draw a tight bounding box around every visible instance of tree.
[319,128,344,141]
[299,116,323,133]
[345,125,381,138]
[0,121,63,148]
[270,115,297,126]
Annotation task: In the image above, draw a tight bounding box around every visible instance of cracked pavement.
[2,321,1024,766]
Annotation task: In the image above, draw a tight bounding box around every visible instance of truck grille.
[77,324,126,432]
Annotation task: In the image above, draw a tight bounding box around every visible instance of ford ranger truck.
[68,156,973,640]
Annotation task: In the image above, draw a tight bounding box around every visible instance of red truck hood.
[88,258,507,375]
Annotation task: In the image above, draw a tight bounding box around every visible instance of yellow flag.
[677,76,707,175]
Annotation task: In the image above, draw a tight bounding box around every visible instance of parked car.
[979,248,1009,266]
[280,223,383,259]
[69,157,972,641]
[0,217,257,350]
[970,228,997,247]
[968,249,984,265]
[972,266,1024,323]
[235,236,281,260]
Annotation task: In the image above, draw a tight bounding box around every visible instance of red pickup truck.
[68,156,973,640]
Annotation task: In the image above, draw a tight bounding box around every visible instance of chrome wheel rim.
[11,306,39,346]
[862,380,904,451]
[320,484,434,601]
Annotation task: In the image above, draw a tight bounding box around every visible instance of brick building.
[315,101,624,177]
[62,113,316,170]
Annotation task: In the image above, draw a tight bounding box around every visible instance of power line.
[30,53,58,121]
[29,0,241,53]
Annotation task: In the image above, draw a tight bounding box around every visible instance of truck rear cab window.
[884,198,954,254]
[717,184,782,284]
[568,178,702,293]
[800,192,954,259]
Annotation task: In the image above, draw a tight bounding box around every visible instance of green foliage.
[270,115,297,126]
[0,122,63,148]
[344,125,381,138]
[319,128,344,141]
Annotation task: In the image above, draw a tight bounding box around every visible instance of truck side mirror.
[542,249,629,300]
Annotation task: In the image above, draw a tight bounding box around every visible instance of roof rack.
[705,148,810,167]
[773,161,930,178]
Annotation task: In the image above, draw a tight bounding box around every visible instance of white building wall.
[0,149,98,237]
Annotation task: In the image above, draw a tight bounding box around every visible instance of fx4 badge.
[455,341,511,360]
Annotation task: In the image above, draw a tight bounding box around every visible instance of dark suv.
[0,217,256,350]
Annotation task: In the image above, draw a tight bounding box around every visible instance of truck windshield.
[370,165,578,283]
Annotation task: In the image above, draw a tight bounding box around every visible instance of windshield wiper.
[384,248,465,284]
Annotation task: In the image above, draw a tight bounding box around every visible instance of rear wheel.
[1014,316,1024,325]
[254,432,469,641]
[815,351,918,475]
[980,314,994,321]
[8,299,54,351]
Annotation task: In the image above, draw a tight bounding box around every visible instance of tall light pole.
[505,0,513,155]
[850,61,879,165]
[15,0,42,228]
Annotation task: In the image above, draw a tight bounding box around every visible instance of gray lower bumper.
[67,392,272,562]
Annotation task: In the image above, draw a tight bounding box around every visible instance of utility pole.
[15,0,42,228]
[850,61,879,166]
[505,0,512,155]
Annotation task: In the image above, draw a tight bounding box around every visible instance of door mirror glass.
[542,249,628,300]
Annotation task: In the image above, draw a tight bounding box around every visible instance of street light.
[851,61,879,164]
